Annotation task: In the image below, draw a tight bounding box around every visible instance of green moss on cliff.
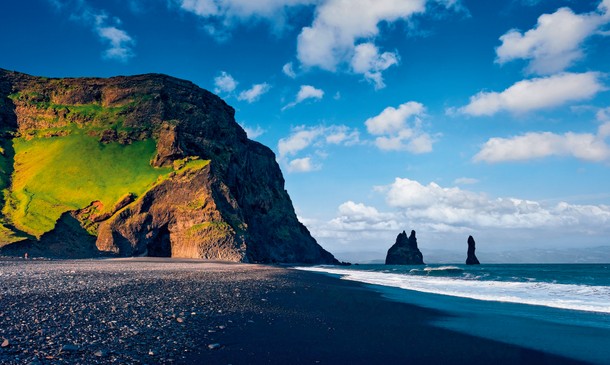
[9,91,132,133]
[186,221,232,240]
[3,133,172,237]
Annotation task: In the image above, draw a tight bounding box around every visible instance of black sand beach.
[0,259,586,364]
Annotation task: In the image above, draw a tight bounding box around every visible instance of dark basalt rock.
[385,230,424,265]
[0,68,338,264]
[466,235,480,265]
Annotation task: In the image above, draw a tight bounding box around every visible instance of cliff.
[0,68,338,264]
[385,230,424,265]
[466,235,480,265]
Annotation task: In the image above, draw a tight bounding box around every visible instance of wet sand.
[0,258,585,364]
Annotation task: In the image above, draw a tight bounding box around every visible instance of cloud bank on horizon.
[3,0,610,256]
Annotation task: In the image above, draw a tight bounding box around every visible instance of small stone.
[1,339,9,348]
[61,344,79,352]
[218,325,225,330]
[208,343,221,350]
[149,350,155,356]
[176,317,184,323]
[94,350,108,357]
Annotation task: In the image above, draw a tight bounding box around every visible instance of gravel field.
[0,258,285,364]
[1,258,583,365]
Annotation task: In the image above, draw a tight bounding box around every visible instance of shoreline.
[304,270,610,364]
[1,259,587,364]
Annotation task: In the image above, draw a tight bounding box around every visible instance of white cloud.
[474,126,610,163]
[278,126,323,158]
[177,0,316,36]
[381,178,610,230]
[179,0,316,18]
[324,201,402,233]
[287,157,319,172]
[459,72,605,116]
[366,101,424,135]
[297,0,430,88]
[237,83,271,103]
[239,123,265,139]
[176,0,458,87]
[305,179,610,253]
[454,177,479,185]
[213,71,238,93]
[313,179,610,236]
[598,108,610,137]
[325,125,360,145]
[496,4,610,74]
[97,25,134,61]
[277,124,360,172]
[296,0,425,70]
[180,0,219,16]
[473,105,610,163]
[365,101,434,153]
[282,85,324,110]
[296,85,324,102]
[278,124,359,158]
[351,42,399,89]
[53,1,135,61]
[282,62,297,78]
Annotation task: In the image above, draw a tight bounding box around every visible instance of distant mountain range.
[335,246,610,264]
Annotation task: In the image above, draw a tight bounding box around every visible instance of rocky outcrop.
[151,122,184,167]
[96,162,248,261]
[385,230,424,265]
[466,235,480,265]
[0,68,338,264]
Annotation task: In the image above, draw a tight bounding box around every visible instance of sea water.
[297,264,610,364]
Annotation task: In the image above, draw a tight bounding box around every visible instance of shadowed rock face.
[466,235,480,265]
[0,69,338,264]
[0,212,100,259]
[385,230,425,265]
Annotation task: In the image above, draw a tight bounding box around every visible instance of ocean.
[297,264,610,364]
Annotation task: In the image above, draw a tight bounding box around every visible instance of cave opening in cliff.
[147,225,172,257]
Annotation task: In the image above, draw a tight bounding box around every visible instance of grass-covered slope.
[2,133,172,239]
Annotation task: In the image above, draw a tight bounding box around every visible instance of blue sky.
[1,0,610,261]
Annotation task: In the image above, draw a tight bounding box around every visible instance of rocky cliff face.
[385,230,424,265]
[466,235,480,265]
[0,68,338,264]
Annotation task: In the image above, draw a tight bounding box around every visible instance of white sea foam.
[296,267,610,314]
[423,266,462,272]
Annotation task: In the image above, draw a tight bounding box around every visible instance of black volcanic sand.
[0,259,585,365]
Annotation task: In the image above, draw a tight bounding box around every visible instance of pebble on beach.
[208,343,221,350]
[0,258,283,365]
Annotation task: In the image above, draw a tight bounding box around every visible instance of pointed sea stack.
[385,230,425,265]
[466,235,480,265]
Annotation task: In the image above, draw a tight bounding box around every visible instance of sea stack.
[385,230,424,265]
[466,235,480,265]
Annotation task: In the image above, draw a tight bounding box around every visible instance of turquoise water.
[300,264,610,313]
[298,264,610,364]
